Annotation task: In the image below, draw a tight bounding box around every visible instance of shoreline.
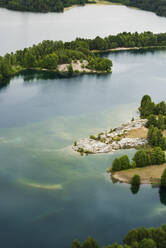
[110,163,166,185]
[92,46,166,53]
[64,1,123,12]
[73,119,148,154]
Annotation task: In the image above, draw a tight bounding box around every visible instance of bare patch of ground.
[124,126,148,139]
[111,163,166,184]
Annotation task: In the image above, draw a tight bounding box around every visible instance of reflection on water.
[130,184,140,194]
[159,187,166,206]
[1,5,166,55]
[0,50,166,248]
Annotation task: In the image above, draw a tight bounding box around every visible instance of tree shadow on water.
[130,184,140,194]
[159,187,166,206]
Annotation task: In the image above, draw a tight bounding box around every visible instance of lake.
[1,4,166,248]
[1,4,166,55]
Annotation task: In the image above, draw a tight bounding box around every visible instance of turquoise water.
[1,50,166,247]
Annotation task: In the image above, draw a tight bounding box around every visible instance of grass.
[124,127,148,139]
[111,163,166,184]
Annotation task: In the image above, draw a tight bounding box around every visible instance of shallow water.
[1,50,166,247]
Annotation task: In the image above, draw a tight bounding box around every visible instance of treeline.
[110,146,165,172]
[0,0,89,13]
[71,224,166,248]
[1,31,166,83]
[0,39,112,83]
[109,95,166,172]
[108,0,166,17]
[140,95,166,149]
[69,31,166,50]
[139,95,166,118]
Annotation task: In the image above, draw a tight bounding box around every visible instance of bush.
[74,141,77,146]
[138,238,157,248]
[112,158,121,171]
[139,95,155,118]
[131,175,141,186]
[150,147,165,165]
[132,150,150,167]
[120,155,130,170]
[89,135,97,140]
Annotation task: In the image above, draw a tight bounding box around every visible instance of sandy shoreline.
[64,1,122,11]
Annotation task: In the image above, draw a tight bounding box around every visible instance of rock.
[73,118,147,154]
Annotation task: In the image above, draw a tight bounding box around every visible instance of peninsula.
[73,95,166,185]
[1,31,166,83]
[108,95,166,185]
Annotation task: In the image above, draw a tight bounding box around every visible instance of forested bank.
[1,31,166,83]
[71,224,166,248]
[1,0,166,16]
[108,0,166,17]
[0,0,89,13]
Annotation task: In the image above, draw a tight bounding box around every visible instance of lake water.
[1,5,166,248]
[1,4,166,55]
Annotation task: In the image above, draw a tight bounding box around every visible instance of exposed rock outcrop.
[73,119,147,154]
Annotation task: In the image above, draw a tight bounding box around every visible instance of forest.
[1,31,166,83]
[71,224,166,248]
[108,0,166,17]
[0,0,89,12]
[1,0,166,16]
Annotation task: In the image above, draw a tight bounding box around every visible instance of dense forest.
[108,0,166,17]
[71,224,166,248]
[1,31,166,83]
[1,0,166,16]
[0,0,89,12]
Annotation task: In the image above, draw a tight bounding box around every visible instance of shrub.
[120,155,131,170]
[74,140,77,146]
[112,158,121,171]
[139,95,155,118]
[150,147,165,165]
[132,150,150,167]
[89,135,97,140]
[139,238,157,248]
[131,175,141,186]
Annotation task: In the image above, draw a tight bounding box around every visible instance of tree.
[147,126,163,147]
[161,168,166,188]
[42,53,58,69]
[131,175,141,187]
[150,147,165,165]
[82,237,99,248]
[157,115,165,130]
[132,150,149,167]
[120,155,130,170]
[138,238,156,248]
[112,158,121,171]
[72,240,81,248]
[139,95,155,118]
[146,115,157,128]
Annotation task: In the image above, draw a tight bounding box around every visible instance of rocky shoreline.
[73,118,147,154]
